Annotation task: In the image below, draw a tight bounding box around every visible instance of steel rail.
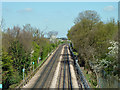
[63,46,66,89]
[66,46,73,89]
[58,58,63,88]
[67,58,70,88]
[32,45,62,88]
[39,46,61,88]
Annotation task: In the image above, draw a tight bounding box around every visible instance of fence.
[69,43,90,89]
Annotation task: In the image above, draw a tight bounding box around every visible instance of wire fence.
[69,43,90,89]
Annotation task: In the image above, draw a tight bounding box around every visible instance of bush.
[67,10,118,75]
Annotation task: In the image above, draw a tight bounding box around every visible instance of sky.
[2,2,118,38]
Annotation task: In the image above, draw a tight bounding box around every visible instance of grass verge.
[80,68,97,88]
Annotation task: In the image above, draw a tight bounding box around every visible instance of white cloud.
[17,8,32,13]
[104,5,115,11]
[24,8,32,12]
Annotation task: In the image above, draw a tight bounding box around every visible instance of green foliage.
[67,10,118,77]
[2,24,60,88]
[81,69,97,88]
[2,51,13,72]
[2,51,21,88]
[42,41,54,59]
[7,71,21,85]
[8,40,26,74]
[73,52,78,56]
[32,41,40,67]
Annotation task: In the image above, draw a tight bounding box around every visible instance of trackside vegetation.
[67,10,119,88]
[2,24,61,88]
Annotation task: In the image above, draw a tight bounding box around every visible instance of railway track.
[32,45,63,88]
[24,44,79,89]
[57,46,73,89]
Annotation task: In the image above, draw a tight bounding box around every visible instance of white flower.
[108,47,112,50]
[107,40,118,57]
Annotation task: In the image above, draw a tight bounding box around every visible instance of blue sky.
[2,2,118,38]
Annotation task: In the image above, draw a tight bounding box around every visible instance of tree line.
[67,10,118,87]
[2,24,60,88]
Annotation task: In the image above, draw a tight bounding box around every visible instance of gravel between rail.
[23,44,80,89]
